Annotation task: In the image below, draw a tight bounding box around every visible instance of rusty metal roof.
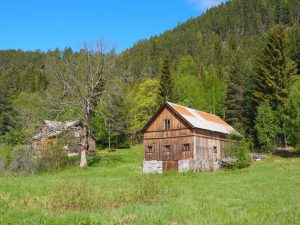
[167,102,235,134]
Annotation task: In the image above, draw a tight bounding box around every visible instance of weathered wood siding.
[144,107,194,161]
[143,106,230,172]
[194,129,228,161]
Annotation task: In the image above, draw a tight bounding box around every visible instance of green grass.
[0,145,300,225]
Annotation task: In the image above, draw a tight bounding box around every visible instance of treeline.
[0,0,300,152]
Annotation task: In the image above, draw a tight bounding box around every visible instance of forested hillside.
[0,0,300,152]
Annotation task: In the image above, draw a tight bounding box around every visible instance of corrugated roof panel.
[167,102,235,134]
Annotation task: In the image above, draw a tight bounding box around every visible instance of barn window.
[214,146,218,153]
[147,146,153,153]
[183,144,190,151]
[164,119,171,130]
[164,145,171,152]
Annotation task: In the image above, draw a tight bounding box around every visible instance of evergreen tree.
[255,101,280,152]
[158,55,173,103]
[253,24,298,108]
[226,52,247,128]
[287,79,300,150]
[253,24,298,147]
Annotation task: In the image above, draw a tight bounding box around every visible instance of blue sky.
[0,0,225,53]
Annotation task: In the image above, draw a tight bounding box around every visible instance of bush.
[0,145,13,169]
[223,139,252,169]
[35,144,69,173]
[87,155,101,167]
[9,145,35,176]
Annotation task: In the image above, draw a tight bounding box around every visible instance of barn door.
[163,160,178,171]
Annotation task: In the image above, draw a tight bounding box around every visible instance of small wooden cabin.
[142,102,236,173]
[33,120,96,156]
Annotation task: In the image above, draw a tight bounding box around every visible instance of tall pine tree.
[158,55,173,103]
[226,50,247,130]
[252,24,298,147]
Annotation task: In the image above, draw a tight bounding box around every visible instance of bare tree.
[46,40,116,168]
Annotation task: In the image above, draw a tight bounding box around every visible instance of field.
[0,145,300,225]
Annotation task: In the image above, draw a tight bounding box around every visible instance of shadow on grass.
[272,149,300,158]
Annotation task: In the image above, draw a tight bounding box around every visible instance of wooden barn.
[33,120,96,156]
[142,102,237,173]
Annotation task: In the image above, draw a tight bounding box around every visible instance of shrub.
[223,139,252,169]
[9,145,35,176]
[87,155,101,167]
[35,144,69,173]
[0,145,13,169]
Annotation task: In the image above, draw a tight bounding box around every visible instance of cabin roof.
[33,120,88,140]
[143,102,236,135]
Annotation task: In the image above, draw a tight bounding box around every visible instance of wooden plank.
[163,160,178,171]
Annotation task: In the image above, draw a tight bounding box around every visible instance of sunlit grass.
[0,145,299,225]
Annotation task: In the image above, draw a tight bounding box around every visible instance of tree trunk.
[80,98,91,169]
[80,125,89,168]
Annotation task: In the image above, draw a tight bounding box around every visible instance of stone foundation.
[178,159,194,172]
[143,160,163,173]
[143,159,221,173]
[194,160,221,172]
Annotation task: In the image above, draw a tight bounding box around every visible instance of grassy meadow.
[0,145,299,225]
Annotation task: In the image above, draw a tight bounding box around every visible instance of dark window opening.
[183,144,190,151]
[164,119,171,130]
[147,146,153,153]
[214,146,218,153]
[164,145,171,152]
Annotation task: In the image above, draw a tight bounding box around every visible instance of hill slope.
[118,0,300,79]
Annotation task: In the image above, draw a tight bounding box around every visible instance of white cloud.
[186,0,225,10]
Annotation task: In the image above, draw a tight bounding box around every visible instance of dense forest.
[0,0,300,152]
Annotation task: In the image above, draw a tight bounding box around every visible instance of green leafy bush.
[87,155,101,167]
[223,139,252,169]
[35,144,69,173]
[0,145,13,168]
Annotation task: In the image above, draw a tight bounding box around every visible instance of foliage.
[9,145,36,176]
[223,137,252,169]
[252,24,298,147]
[129,79,160,134]
[158,55,173,103]
[287,79,300,149]
[91,82,129,149]
[199,65,226,116]
[172,55,201,108]
[87,155,101,167]
[0,1,300,152]
[255,101,280,152]
[253,24,298,109]
[35,144,69,173]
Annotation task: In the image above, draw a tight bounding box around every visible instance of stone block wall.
[178,159,194,172]
[143,160,163,173]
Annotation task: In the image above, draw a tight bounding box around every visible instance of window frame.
[164,144,171,152]
[164,119,171,130]
[146,145,153,153]
[183,143,190,151]
[213,146,218,154]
